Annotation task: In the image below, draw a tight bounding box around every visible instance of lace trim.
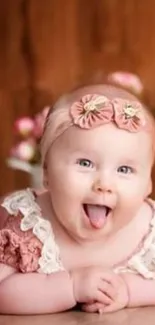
[115,199,155,279]
[1,189,64,274]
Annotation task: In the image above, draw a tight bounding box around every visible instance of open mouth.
[83,204,112,229]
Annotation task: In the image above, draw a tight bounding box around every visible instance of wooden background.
[1,0,155,196]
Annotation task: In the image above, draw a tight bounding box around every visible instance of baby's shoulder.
[115,198,155,279]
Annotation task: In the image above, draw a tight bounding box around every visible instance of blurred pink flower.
[9,107,49,165]
[15,117,34,137]
[11,141,36,162]
[108,71,143,95]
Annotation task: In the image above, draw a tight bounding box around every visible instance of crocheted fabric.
[0,189,64,274]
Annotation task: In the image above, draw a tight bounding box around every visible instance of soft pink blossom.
[108,71,143,95]
[15,117,34,137]
[11,141,36,162]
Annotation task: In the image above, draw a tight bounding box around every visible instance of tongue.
[86,205,107,229]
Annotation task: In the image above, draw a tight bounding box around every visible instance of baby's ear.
[43,164,49,189]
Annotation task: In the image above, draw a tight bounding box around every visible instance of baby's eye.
[76,159,94,168]
[117,166,133,174]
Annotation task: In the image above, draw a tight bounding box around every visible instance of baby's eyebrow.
[118,158,141,167]
[68,149,96,156]
[122,159,136,164]
[121,159,148,169]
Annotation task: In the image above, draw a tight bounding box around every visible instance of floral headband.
[70,94,146,132]
[41,93,148,166]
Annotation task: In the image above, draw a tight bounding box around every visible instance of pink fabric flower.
[112,98,146,132]
[70,94,146,132]
[70,94,114,129]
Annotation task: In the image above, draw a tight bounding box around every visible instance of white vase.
[7,158,44,190]
[30,165,43,189]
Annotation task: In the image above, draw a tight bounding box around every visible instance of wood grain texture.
[0,0,155,196]
[0,308,155,325]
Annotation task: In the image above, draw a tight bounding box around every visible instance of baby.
[0,83,155,315]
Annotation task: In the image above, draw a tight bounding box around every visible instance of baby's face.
[45,122,153,242]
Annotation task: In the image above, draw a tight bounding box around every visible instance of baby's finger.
[96,290,113,305]
[99,280,117,300]
[102,272,122,291]
[100,271,121,285]
[82,302,105,313]
[100,301,121,313]
[100,271,116,283]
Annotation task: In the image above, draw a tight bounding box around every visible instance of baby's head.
[40,84,155,241]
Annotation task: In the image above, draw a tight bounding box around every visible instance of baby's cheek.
[66,171,91,192]
[119,184,146,214]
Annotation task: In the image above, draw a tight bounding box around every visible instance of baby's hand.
[71,266,118,306]
[82,272,129,313]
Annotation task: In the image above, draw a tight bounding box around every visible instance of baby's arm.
[0,263,17,282]
[122,273,155,307]
[0,270,76,314]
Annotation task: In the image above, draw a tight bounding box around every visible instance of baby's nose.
[92,172,114,194]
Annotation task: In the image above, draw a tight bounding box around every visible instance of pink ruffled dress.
[1,189,155,279]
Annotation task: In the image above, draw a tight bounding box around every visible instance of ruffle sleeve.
[0,189,64,274]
